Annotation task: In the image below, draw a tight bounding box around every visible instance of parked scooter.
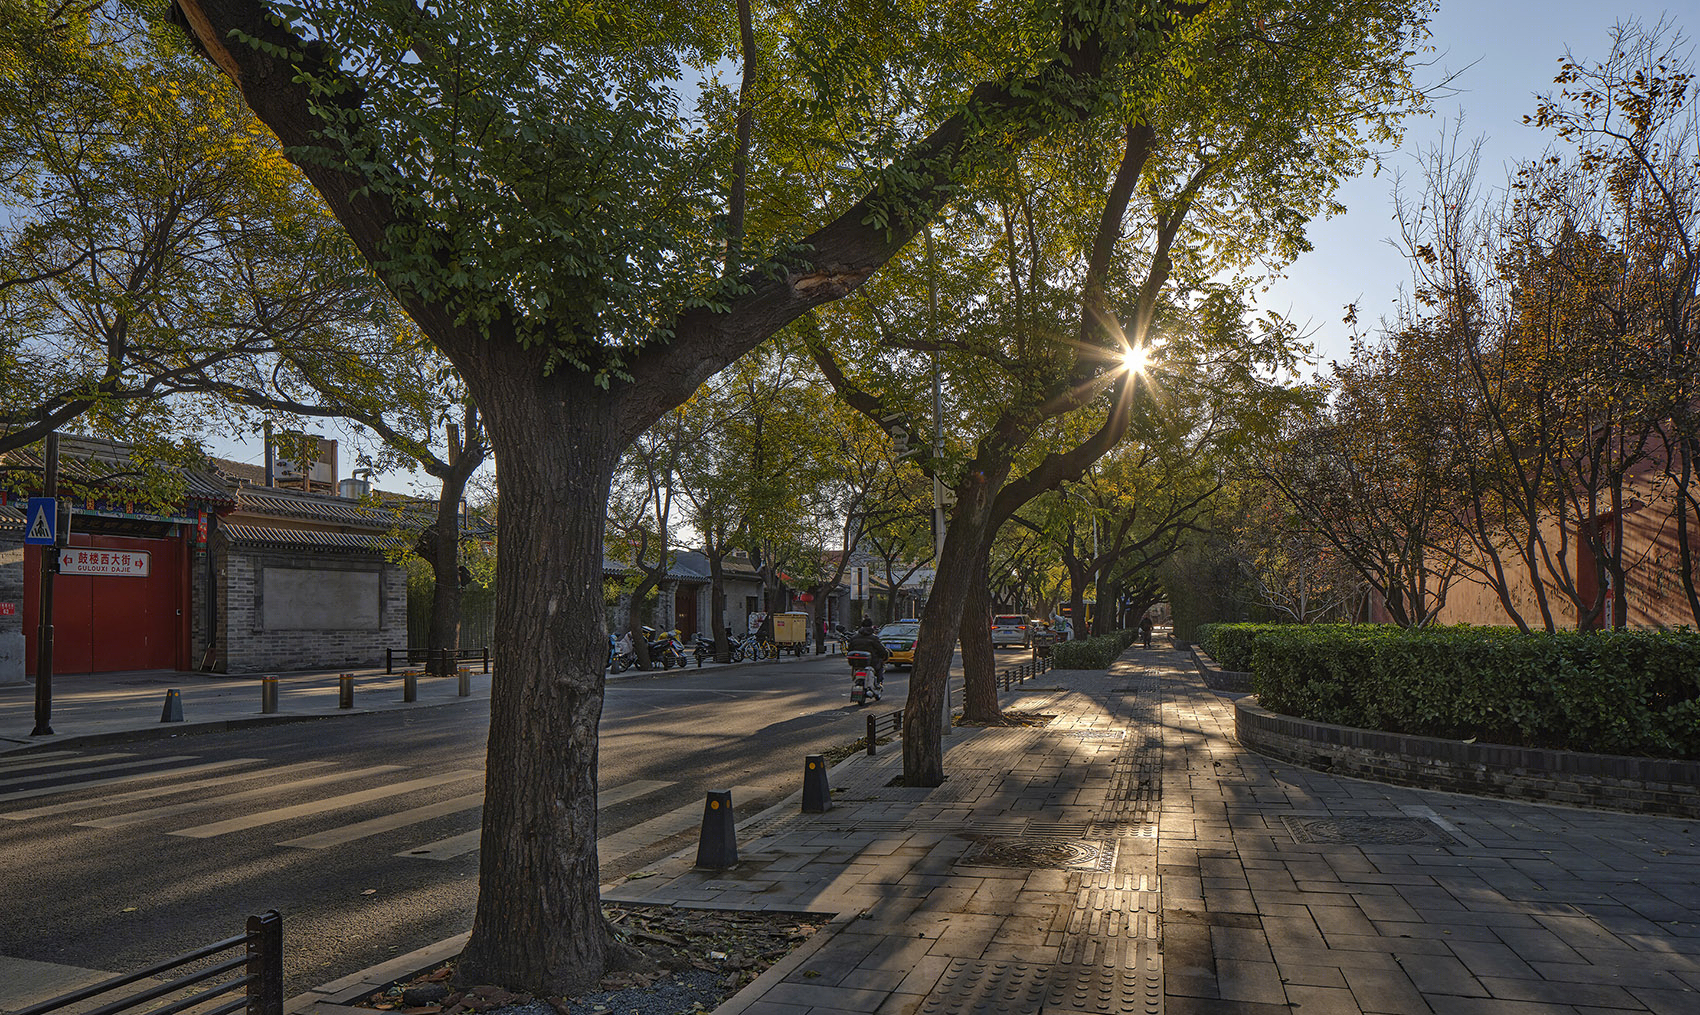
[847,650,880,706]
[692,634,716,666]
[640,626,687,670]
[607,632,635,674]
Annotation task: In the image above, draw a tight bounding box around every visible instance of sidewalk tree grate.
[1282,814,1461,846]
[957,836,1113,871]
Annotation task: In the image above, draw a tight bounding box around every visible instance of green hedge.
[1235,624,1700,758]
[1052,628,1142,670]
[1194,622,1276,671]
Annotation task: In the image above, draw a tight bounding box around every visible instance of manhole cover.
[1055,730,1127,742]
[1282,815,1459,846]
[959,837,1113,871]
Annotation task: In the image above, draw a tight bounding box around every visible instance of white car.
[990,614,1033,648]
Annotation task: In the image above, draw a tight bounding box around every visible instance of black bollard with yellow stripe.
[802,755,831,813]
[695,789,737,868]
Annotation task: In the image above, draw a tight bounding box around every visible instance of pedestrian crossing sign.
[24,497,57,545]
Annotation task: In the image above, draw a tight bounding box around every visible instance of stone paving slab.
[595,645,1700,1015]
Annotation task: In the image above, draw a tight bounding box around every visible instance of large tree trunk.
[1066,580,1089,640]
[425,470,471,675]
[901,471,1003,784]
[958,552,1001,723]
[1095,578,1120,635]
[453,377,627,994]
[709,552,731,662]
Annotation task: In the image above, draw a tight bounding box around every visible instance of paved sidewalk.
[0,665,493,754]
[590,645,1700,1015]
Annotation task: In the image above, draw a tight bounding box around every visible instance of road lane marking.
[0,758,260,804]
[0,751,98,771]
[398,778,676,861]
[397,827,482,860]
[0,761,317,821]
[279,793,485,849]
[0,755,192,787]
[169,770,482,839]
[77,765,405,829]
[0,955,123,1010]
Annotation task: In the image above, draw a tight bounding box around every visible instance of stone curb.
[1236,696,1700,820]
[0,695,483,757]
[605,647,845,683]
[1189,644,1254,693]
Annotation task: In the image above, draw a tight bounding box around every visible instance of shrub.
[1195,622,1285,671]
[1243,625,1700,758]
[1052,629,1140,670]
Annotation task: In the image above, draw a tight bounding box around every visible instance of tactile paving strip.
[918,959,1050,1015]
[1045,949,1164,1014]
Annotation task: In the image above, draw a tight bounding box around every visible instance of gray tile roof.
[221,522,405,553]
[234,487,429,528]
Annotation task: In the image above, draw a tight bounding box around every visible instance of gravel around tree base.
[358,905,826,1015]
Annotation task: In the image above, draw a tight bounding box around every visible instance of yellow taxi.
[877,620,921,668]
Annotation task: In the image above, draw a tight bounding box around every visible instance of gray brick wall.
[217,544,406,673]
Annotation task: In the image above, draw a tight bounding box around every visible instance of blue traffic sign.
[23,497,56,545]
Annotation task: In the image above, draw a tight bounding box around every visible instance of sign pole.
[31,434,58,736]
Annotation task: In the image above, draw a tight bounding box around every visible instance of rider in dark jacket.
[845,618,890,690]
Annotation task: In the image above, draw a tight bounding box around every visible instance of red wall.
[23,533,188,674]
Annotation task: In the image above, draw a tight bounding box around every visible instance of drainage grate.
[1088,821,1159,839]
[958,836,1113,872]
[1282,815,1461,846]
[1055,730,1128,742]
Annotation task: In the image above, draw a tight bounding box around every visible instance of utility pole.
[31,433,58,736]
[924,227,951,738]
[925,228,945,561]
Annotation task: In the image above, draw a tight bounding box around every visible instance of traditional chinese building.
[1,436,423,679]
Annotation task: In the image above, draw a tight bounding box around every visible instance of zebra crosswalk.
[0,749,694,864]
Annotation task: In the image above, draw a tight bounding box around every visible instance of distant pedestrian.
[1139,615,1154,649]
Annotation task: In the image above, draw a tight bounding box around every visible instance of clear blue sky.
[1259,2,1684,370]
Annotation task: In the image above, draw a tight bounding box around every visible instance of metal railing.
[17,911,282,1015]
[386,645,489,674]
[865,708,905,755]
[996,657,1051,689]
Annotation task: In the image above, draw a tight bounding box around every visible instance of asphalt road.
[0,649,977,999]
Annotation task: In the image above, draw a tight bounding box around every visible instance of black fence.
[18,911,281,1015]
[996,657,1050,689]
[865,708,905,755]
[386,646,490,674]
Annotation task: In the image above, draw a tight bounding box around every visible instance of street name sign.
[59,548,150,577]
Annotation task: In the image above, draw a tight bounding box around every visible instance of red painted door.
[24,534,184,674]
